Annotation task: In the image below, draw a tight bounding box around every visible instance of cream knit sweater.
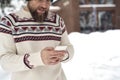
[0,7,74,80]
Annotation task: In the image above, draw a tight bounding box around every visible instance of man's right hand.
[41,47,65,65]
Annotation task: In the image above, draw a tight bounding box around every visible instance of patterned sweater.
[0,8,74,80]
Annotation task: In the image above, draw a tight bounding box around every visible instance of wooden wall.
[53,0,120,33]
[53,0,80,34]
[115,0,120,29]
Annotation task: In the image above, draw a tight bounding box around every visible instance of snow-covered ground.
[63,30,120,80]
[1,30,120,80]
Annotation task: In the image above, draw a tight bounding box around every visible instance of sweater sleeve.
[60,30,74,62]
[59,16,74,62]
[0,17,45,72]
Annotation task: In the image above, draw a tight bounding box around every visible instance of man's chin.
[37,10,45,15]
[31,11,48,22]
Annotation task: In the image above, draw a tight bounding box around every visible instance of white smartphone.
[55,46,67,51]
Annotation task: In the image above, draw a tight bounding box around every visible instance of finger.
[49,56,59,61]
[49,54,64,61]
[45,47,54,51]
[48,56,61,64]
[55,50,67,53]
[49,59,60,65]
[56,52,65,58]
[50,51,65,56]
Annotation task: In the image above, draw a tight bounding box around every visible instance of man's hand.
[41,47,66,65]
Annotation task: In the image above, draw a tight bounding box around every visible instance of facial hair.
[28,5,48,22]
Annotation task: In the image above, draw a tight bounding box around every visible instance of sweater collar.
[20,6,32,18]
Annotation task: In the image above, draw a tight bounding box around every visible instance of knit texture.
[0,7,74,80]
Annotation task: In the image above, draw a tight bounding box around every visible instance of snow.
[62,30,120,80]
[1,30,120,80]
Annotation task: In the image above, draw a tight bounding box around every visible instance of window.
[79,0,116,33]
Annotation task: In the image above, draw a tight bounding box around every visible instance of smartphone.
[55,46,67,51]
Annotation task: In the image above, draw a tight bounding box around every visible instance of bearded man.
[0,0,74,80]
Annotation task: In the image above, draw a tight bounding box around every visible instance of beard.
[28,5,48,22]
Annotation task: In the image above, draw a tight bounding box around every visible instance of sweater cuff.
[24,52,45,69]
[61,51,69,62]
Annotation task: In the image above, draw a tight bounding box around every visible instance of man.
[0,0,74,80]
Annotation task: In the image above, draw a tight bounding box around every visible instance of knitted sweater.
[0,8,74,80]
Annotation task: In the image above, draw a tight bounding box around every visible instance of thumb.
[45,47,54,51]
